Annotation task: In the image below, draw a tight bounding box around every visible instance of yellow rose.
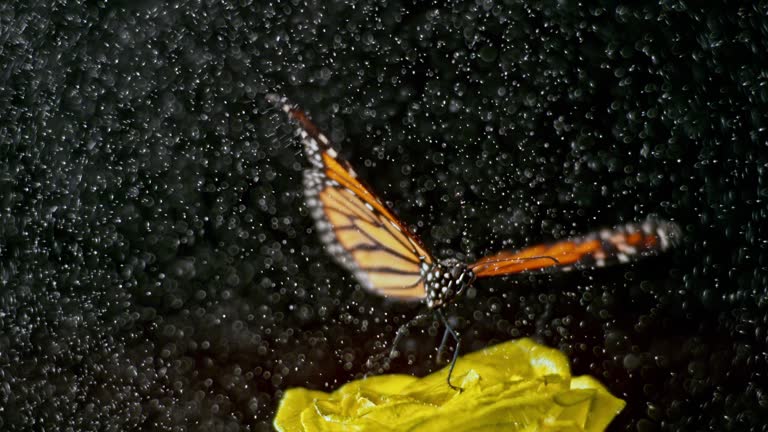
[274,338,625,432]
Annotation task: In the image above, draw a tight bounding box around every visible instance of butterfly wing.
[470,218,681,278]
[268,95,433,300]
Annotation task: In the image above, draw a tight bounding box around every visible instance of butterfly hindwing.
[470,219,681,278]
[269,95,432,300]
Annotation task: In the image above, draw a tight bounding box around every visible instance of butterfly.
[266,94,681,389]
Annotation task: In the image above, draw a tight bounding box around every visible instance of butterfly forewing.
[470,219,681,278]
[269,95,432,300]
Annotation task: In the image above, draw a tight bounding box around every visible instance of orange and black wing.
[267,94,433,300]
[470,219,681,278]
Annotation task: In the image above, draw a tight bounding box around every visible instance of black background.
[1,0,767,430]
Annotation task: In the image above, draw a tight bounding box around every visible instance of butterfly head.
[422,258,476,309]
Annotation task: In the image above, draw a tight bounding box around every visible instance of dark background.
[1,0,766,430]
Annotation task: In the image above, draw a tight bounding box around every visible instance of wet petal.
[274,338,625,432]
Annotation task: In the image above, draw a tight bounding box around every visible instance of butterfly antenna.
[471,255,560,273]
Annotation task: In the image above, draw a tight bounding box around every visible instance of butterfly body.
[422,259,475,309]
[267,93,680,388]
[267,93,680,304]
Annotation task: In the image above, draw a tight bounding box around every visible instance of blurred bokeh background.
[1,0,766,430]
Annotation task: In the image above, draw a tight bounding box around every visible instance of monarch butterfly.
[267,94,681,389]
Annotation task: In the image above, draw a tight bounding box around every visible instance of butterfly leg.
[365,312,429,378]
[389,312,430,359]
[436,310,462,391]
[435,325,452,365]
